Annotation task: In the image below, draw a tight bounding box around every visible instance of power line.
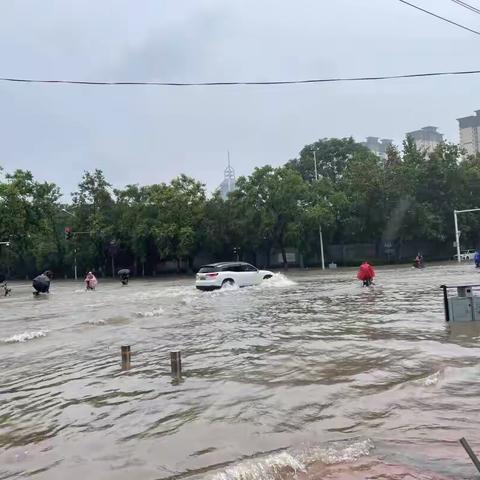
[450,0,480,15]
[1,69,480,87]
[397,0,480,36]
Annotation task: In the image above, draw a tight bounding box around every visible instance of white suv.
[454,250,476,261]
[195,262,274,291]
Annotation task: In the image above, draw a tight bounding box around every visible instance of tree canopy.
[1,137,478,277]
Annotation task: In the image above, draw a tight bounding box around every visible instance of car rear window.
[198,266,217,273]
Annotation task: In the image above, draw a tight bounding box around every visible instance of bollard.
[170,351,182,377]
[121,345,131,370]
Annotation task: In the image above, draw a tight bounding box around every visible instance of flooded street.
[2,264,480,479]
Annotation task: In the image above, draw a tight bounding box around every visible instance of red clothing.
[357,262,375,281]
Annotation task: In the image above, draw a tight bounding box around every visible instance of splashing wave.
[3,331,47,343]
[209,439,374,480]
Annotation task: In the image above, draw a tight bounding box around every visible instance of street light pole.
[313,151,325,270]
[454,210,461,264]
[453,208,480,263]
[74,247,78,280]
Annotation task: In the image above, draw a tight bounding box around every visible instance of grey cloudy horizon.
[0,0,478,197]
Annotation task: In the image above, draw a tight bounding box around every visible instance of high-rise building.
[219,154,236,200]
[361,136,393,160]
[406,126,443,152]
[457,110,480,156]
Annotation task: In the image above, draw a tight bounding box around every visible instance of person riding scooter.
[357,261,375,287]
[475,250,480,268]
[414,253,424,269]
[0,274,11,296]
[84,271,98,290]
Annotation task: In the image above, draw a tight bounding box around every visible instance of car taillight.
[207,273,218,278]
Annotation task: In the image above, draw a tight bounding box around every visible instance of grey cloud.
[0,0,478,197]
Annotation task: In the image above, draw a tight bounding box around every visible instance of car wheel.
[222,279,235,288]
[263,275,273,280]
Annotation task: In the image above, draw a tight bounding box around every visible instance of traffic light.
[64,226,73,240]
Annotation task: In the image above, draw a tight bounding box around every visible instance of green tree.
[149,175,206,272]
[288,137,372,183]
[234,166,310,269]
[71,169,114,275]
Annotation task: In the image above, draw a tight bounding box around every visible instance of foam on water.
[258,273,296,289]
[299,439,375,465]
[87,319,106,325]
[209,440,374,480]
[136,307,165,318]
[412,370,442,387]
[3,330,47,343]
[423,371,441,386]
[210,451,305,480]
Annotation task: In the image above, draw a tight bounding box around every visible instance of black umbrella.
[117,269,130,276]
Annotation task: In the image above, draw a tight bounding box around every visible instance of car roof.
[200,262,251,268]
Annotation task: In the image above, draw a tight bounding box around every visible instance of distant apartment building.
[457,110,480,156]
[406,126,443,152]
[361,136,393,160]
[219,158,236,200]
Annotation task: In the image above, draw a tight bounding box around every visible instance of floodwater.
[1,264,480,480]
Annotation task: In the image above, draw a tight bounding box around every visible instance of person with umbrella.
[118,268,130,285]
[33,270,53,296]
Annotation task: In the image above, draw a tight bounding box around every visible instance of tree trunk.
[281,246,288,270]
[176,257,181,274]
[264,244,271,268]
[142,262,145,277]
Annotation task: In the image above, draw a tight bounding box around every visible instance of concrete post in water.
[170,351,182,377]
[121,345,131,370]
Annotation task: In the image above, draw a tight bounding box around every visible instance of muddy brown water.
[1,264,480,479]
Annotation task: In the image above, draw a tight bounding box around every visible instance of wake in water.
[208,439,451,480]
[217,273,296,294]
[209,440,374,480]
[3,330,47,343]
[260,273,297,289]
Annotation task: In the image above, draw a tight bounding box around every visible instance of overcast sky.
[0,0,478,196]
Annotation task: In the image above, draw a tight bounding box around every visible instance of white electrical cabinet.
[448,297,474,322]
[442,285,480,322]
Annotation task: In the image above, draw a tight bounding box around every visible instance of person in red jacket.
[357,261,375,287]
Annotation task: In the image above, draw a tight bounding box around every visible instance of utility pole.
[313,151,325,270]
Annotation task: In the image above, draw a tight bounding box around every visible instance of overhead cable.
[450,0,480,15]
[1,69,480,87]
[397,0,480,35]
